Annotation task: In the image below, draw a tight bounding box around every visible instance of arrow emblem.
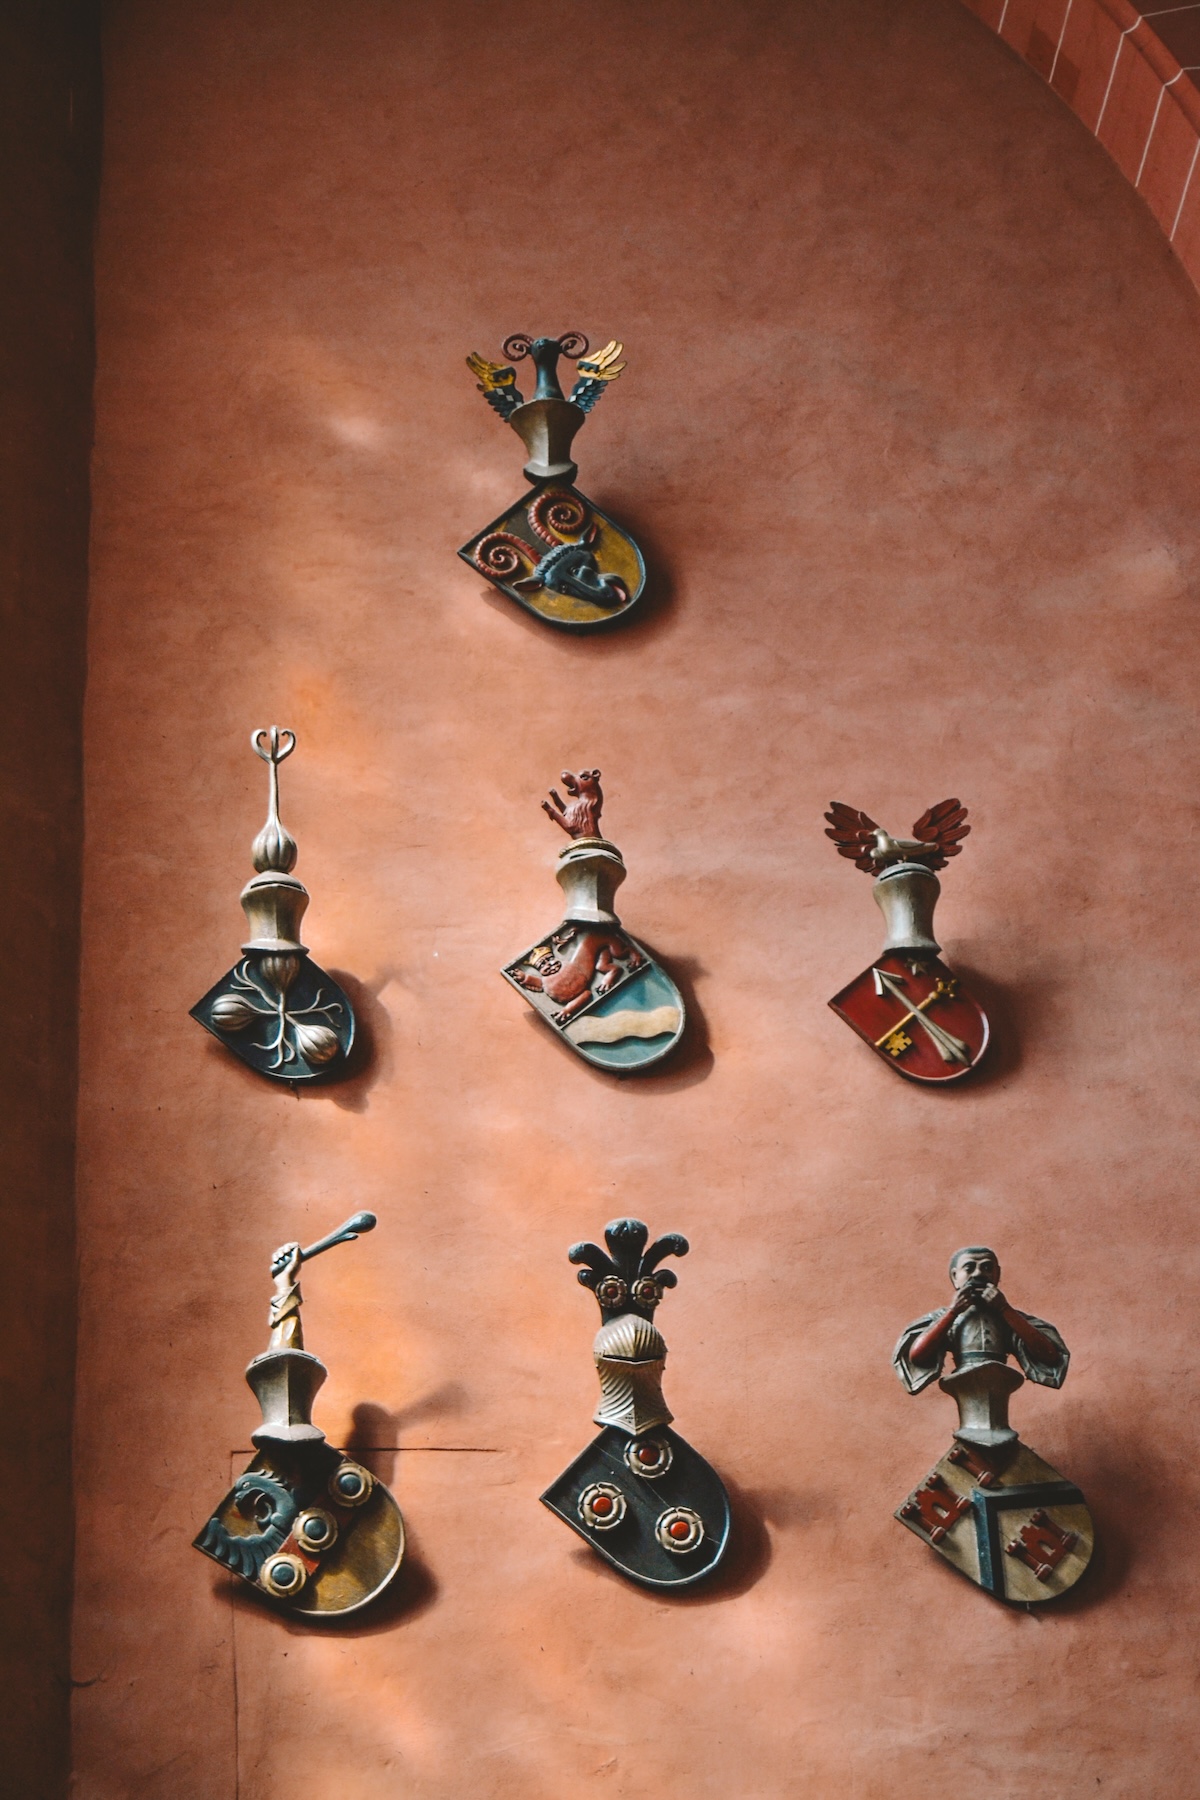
[871,968,971,1066]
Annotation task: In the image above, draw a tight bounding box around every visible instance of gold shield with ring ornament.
[193,1212,406,1619]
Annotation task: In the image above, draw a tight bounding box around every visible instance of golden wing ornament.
[466,351,522,419]
[571,340,626,414]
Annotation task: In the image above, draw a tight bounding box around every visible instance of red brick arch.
[963,0,1200,279]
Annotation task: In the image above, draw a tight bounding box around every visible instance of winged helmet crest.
[824,799,970,874]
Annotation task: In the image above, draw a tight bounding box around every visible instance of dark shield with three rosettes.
[542,1218,731,1590]
[542,1424,730,1589]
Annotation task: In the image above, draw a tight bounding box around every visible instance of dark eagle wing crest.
[570,339,625,414]
[824,802,880,874]
[910,798,969,870]
[466,351,523,421]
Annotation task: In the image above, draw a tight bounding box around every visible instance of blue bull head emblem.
[462,332,646,630]
[472,487,630,609]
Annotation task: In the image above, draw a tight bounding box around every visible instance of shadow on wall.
[1043,1420,1176,1616]
[902,958,1025,1094]
[344,1389,475,1482]
[301,966,392,1110]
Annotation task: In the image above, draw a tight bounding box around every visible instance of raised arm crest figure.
[823,797,990,1081]
[892,1247,1092,1603]
[193,1211,405,1617]
[458,332,647,630]
[501,769,687,1072]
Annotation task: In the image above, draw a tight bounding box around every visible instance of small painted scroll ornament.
[541,1219,730,1590]
[502,770,685,1072]
[191,728,355,1082]
[459,332,645,630]
[194,1211,404,1618]
[893,1247,1092,1604]
[824,798,988,1082]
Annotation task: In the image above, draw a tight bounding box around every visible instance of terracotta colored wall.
[959,0,1200,285]
[0,4,98,1794]
[74,1,1200,1794]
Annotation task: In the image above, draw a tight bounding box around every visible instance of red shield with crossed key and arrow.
[824,798,990,1083]
[829,952,989,1083]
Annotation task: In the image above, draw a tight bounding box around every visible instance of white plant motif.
[211,959,343,1071]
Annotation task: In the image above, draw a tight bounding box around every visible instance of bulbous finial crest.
[250,727,298,873]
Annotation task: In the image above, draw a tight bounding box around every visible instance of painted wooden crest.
[194,1214,404,1618]
[503,771,685,1072]
[541,1219,730,1590]
[460,333,645,630]
[892,1247,1092,1603]
[825,798,989,1082]
[191,728,355,1083]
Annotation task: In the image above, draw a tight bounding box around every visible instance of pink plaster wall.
[74,1,1200,1794]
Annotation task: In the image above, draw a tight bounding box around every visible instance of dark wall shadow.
[884,960,1025,1098]
[949,961,1022,1089]
[295,966,393,1112]
[343,1386,471,1486]
[1026,1430,1160,1618]
[671,1475,775,1604]
[520,942,713,1092]
[590,489,680,647]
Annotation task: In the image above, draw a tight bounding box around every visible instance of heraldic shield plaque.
[191,728,355,1084]
[824,798,989,1082]
[541,1219,731,1590]
[892,1248,1093,1604]
[503,770,685,1072]
[194,1212,404,1619]
[460,332,645,631]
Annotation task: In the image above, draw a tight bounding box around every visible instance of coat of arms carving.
[503,770,685,1072]
[460,332,645,630]
[824,798,989,1081]
[540,1219,731,1590]
[191,728,355,1082]
[194,1212,404,1618]
[893,1247,1093,1603]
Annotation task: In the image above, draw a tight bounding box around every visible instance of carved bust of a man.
[893,1246,1069,1395]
